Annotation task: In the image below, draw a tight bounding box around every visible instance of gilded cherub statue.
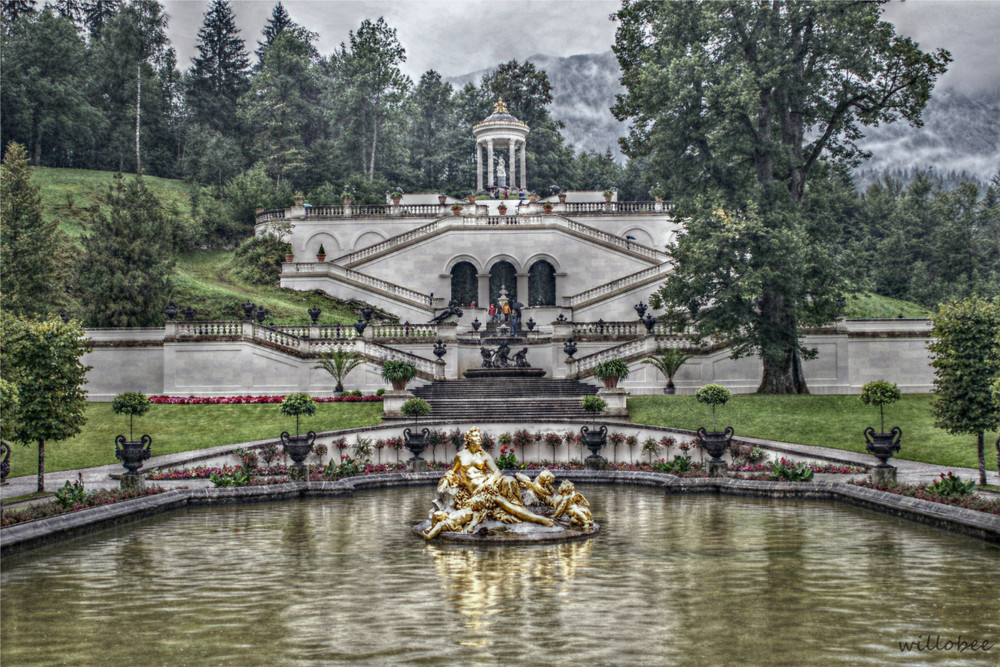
[552,480,593,529]
[516,469,557,508]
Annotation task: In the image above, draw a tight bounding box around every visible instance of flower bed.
[148,394,382,405]
[849,479,1000,515]
[2,486,168,527]
[148,465,290,480]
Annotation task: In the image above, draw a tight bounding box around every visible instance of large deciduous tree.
[78,175,175,326]
[0,143,62,318]
[928,297,1000,486]
[329,17,410,180]
[613,0,949,393]
[0,312,91,492]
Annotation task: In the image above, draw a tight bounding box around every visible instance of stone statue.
[512,347,530,367]
[494,341,511,367]
[480,347,495,368]
[423,428,554,539]
[496,157,507,188]
[516,470,556,508]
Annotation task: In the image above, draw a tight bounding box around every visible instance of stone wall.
[81,320,934,400]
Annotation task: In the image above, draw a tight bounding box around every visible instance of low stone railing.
[566,264,674,308]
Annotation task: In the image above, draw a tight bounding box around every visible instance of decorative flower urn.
[115,434,152,473]
[281,431,317,467]
[580,425,608,461]
[864,426,901,466]
[403,427,430,461]
[1,441,11,484]
[696,427,734,466]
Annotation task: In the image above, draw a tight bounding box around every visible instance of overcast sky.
[162,0,1000,93]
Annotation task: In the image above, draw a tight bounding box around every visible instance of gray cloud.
[164,0,998,92]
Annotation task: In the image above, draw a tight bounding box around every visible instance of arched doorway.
[450,262,478,306]
[489,260,517,306]
[528,260,556,306]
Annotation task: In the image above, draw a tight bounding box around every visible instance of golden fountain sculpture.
[418,427,598,542]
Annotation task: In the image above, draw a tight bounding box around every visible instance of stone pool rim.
[2,471,998,558]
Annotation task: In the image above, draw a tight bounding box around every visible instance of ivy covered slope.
[31,167,356,325]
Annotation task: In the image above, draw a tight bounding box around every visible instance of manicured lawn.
[6,402,382,479]
[629,394,999,471]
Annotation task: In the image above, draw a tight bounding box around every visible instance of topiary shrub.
[581,395,607,414]
[112,392,151,441]
[279,393,316,436]
[859,380,902,433]
[401,397,431,426]
[695,384,732,431]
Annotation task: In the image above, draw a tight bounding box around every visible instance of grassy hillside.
[32,167,197,239]
[31,167,358,324]
[843,292,933,319]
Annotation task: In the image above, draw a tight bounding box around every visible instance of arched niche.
[489,260,517,306]
[528,260,556,306]
[450,261,478,307]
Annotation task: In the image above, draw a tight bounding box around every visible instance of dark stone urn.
[697,427,734,475]
[0,441,11,484]
[403,427,431,471]
[864,426,902,466]
[580,425,608,469]
[281,431,317,481]
[115,434,152,473]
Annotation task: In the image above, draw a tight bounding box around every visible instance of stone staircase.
[410,377,615,422]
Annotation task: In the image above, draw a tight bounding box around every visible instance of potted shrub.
[593,358,629,389]
[391,191,403,205]
[643,347,690,394]
[451,203,463,216]
[860,380,902,465]
[543,201,553,214]
[438,194,447,205]
[557,192,567,203]
[112,392,152,474]
[342,192,353,205]
[579,395,609,466]
[401,397,432,464]
[316,244,326,262]
[381,360,417,391]
[285,251,294,262]
[529,193,538,203]
[695,384,734,470]
[314,348,364,395]
[467,193,477,204]
[603,189,614,202]
[293,191,305,206]
[498,202,508,215]
[279,393,317,478]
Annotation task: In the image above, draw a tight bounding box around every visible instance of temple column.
[519,140,527,190]
[509,140,516,190]
[487,140,494,188]
[476,141,483,192]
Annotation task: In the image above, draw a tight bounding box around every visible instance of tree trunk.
[368,118,378,180]
[758,349,809,394]
[33,124,42,166]
[977,431,986,486]
[37,438,45,492]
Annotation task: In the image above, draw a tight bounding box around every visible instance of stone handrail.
[357,340,437,379]
[573,320,643,338]
[565,219,663,260]
[287,262,432,308]
[274,324,361,339]
[574,338,651,375]
[171,321,244,337]
[257,201,674,225]
[566,264,673,308]
[371,323,438,339]
[335,220,442,264]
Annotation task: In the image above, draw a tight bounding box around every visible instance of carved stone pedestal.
[382,390,415,418]
[597,388,628,416]
[871,465,897,486]
[120,473,144,492]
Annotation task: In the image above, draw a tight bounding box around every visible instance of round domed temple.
[473,98,530,192]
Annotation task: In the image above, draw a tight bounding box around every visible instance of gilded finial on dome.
[492,97,510,115]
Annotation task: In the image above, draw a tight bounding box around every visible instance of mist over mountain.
[450,52,1000,188]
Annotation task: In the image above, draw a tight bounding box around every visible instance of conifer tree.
[1,0,36,23]
[0,143,61,318]
[186,0,250,134]
[255,2,295,65]
[81,0,119,38]
[78,175,175,326]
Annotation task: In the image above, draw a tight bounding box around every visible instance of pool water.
[2,486,997,665]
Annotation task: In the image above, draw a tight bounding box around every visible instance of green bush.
[696,384,732,430]
[593,359,630,382]
[381,360,417,385]
[233,235,291,287]
[401,397,431,423]
[112,392,151,442]
[581,395,607,414]
[928,471,976,497]
[769,459,815,482]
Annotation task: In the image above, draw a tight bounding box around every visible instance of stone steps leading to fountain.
[410,377,603,421]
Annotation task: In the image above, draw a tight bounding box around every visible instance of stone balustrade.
[566,264,674,307]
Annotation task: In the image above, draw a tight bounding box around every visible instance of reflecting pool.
[2,487,998,665]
